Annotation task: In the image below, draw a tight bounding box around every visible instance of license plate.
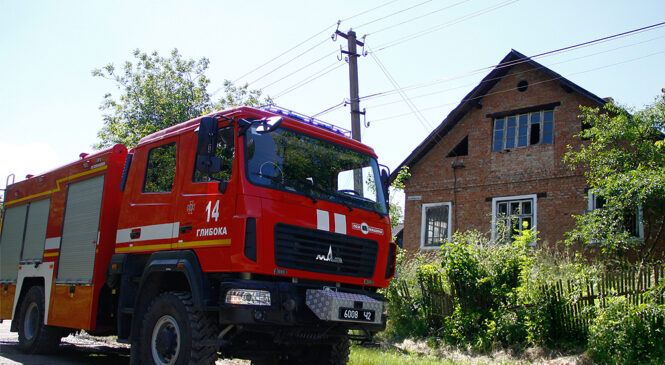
[338,307,375,322]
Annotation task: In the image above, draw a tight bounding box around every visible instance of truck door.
[116,136,179,252]
[174,124,236,263]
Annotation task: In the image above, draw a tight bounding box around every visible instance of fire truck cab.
[0,106,397,364]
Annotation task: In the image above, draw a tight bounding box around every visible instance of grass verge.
[349,345,456,365]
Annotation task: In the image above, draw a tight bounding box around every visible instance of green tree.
[389,166,411,230]
[565,91,665,261]
[93,49,270,149]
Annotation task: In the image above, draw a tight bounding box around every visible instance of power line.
[368,47,432,131]
[340,0,403,23]
[312,23,665,118]
[231,23,336,85]
[272,63,345,99]
[313,23,665,119]
[372,0,519,52]
[368,48,665,124]
[238,0,477,95]
[360,21,665,102]
[528,21,665,61]
[365,33,665,109]
[231,0,404,87]
[258,50,338,90]
[364,0,472,36]
[247,38,331,86]
[312,100,348,118]
[355,0,433,30]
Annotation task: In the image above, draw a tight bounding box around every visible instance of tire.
[17,286,63,354]
[301,336,351,365]
[252,336,351,365]
[140,291,217,365]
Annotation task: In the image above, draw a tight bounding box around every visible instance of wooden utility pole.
[335,28,365,193]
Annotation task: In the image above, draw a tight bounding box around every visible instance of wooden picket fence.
[542,264,665,338]
[410,264,665,339]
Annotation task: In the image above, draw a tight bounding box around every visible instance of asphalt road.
[0,320,130,365]
[0,320,249,365]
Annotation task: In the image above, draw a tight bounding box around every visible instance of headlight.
[225,289,271,306]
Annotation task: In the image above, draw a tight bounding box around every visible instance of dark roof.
[389,49,606,182]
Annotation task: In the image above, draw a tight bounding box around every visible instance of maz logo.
[316,246,343,264]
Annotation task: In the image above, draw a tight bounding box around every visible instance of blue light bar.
[262,105,352,138]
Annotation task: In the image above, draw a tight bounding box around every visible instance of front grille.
[274,224,378,278]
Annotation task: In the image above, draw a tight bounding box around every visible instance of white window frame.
[420,202,452,250]
[587,191,644,239]
[491,194,538,245]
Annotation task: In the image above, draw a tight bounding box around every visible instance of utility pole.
[335,28,365,193]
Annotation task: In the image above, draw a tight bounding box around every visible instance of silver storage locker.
[56,175,105,284]
[0,204,28,282]
[21,198,51,262]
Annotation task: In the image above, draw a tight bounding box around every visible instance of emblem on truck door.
[316,245,343,264]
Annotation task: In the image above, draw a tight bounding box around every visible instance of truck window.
[245,125,388,215]
[193,125,234,182]
[143,142,177,193]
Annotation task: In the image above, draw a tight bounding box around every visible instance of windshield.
[245,125,387,215]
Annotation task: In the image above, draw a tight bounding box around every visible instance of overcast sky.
[1,0,664,194]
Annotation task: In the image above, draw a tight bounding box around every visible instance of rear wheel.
[17,286,63,354]
[140,291,217,365]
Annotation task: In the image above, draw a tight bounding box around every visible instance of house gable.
[390,49,606,183]
[397,49,608,252]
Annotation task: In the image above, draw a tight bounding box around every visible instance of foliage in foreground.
[564,91,665,261]
[587,295,665,365]
[382,224,665,364]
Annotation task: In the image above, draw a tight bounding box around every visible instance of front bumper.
[217,279,387,331]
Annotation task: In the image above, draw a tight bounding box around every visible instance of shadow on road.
[0,340,130,365]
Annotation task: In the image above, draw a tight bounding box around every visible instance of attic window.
[493,110,554,151]
[447,136,468,157]
[517,80,528,92]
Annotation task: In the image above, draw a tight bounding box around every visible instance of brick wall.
[403,63,601,252]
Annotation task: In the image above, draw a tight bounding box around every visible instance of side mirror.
[255,116,283,134]
[380,167,390,205]
[196,117,222,175]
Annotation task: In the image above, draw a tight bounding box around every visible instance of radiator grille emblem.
[316,245,343,264]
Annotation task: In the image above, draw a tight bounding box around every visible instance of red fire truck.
[0,106,396,364]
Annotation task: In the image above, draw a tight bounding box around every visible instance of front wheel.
[140,291,217,365]
[17,286,63,354]
[251,336,351,365]
[305,336,351,365]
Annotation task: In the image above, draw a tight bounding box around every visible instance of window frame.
[493,110,554,152]
[192,125,235,183]
[420,202,453,250]
[587,191,644,239]
[491,194,538,245]
[142,142,177,193]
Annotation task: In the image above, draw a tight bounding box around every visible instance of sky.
[1,0,665,197]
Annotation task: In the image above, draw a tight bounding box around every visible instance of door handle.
[180,225,193,234]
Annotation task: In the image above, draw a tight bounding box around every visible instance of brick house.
[391,49,630,252]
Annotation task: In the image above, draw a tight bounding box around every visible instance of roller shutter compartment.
[21,198,50,262]
[0,204,28,282]
[56,175,105,284]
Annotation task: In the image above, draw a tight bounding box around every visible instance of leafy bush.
[435,226,539,350]
[588,296,665,364]
[381,249,437,340]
